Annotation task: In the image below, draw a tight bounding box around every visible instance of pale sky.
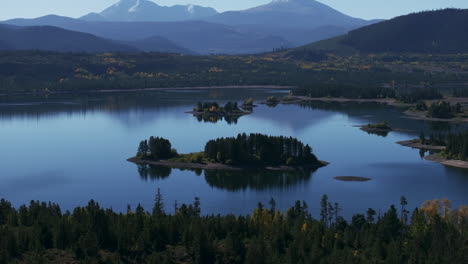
[1,0,467,21]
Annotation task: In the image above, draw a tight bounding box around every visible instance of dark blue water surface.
[1,88,467,218]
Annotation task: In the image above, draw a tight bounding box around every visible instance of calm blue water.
[1,88,467,218]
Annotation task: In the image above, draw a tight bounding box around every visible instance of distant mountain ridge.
[81,0,218,22]
[0,24,136,52]
[302,9,468,54]
[204,0,376,28]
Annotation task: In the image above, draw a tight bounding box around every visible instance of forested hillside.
[304,9,468,53]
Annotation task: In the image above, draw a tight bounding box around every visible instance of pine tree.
[153,189,165,217]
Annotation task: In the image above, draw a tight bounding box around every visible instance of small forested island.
[398,131,468,168]
[128,134,328,171]
[242,97,256,108]
[188,101,250,117]
[360,122,392,132]
[360,122,392,136]
[265,96,280,106]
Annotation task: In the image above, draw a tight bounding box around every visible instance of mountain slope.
[204,0,374,28]
[122,36,195,54]
[303,9,468,54]
[3,16,291,54]
[0,24,136,52]
[81,0,218,22]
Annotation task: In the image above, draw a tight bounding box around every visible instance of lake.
[1,88,467,218]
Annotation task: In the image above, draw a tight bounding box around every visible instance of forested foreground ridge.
[1,51,468,95]
[0,194,467,264]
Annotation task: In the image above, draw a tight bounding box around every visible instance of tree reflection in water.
[138,164,172,181]
[204,169,315,191]
[136,164,316,191]
[195,114,240,124]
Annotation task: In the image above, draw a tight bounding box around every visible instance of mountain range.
[81,0,218,22]
[1,0,381,54]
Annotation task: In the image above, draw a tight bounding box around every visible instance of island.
[264,96,280,106]
[334,176,372,182]
[241,97,257,108]
[186,102,252,120]
[128,134,328,171]
[360,122,392,136]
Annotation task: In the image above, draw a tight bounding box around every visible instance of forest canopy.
[136,134,321,167]
[0,194,466,264]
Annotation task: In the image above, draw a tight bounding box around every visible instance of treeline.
[193,102,242,114]
[420,131,468,160]
[426,101,462,118]
[444,132,468,160]
[204,133,318,166]
[0,194,466,263]
[293,84,442,103]
[294,83,396,99]
[137,137,176,159]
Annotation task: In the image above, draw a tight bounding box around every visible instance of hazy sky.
[1,0,468,21]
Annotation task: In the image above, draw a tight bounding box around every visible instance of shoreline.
[403,109,468,123]
[397,140,468,169]
[360,126,392,134]
[397,139,446,150]
[127,157,329,172]
[425,153,468,169]
[0,85,294,97]
[288,95,468,123]
[287,96,409,107]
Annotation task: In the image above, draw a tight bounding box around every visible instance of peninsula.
[398,132,468,169]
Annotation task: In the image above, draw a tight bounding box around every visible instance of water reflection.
[299,100,468,135]
[204,169,315,191]
[0,89,287,119]
[195,114,240,124]
[138,164,172,180]
[135,164,316,191]
[361,129,389,137]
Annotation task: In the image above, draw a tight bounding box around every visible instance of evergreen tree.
[153,188,165,217]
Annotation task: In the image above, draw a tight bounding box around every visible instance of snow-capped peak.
[128,0,141,12]
[187,4,195,14]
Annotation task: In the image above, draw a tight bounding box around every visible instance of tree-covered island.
[129,134,328,171]
[360,122,392,137]
[187,102,251,123]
